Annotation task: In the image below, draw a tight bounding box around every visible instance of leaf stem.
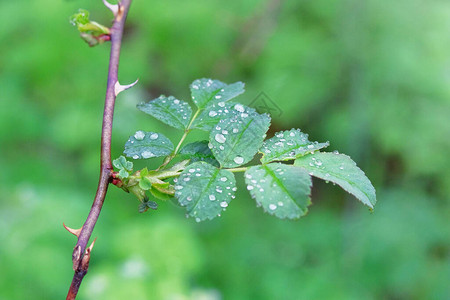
[158,108,201,169]
[227,167,248,173]
[66,1,133,299]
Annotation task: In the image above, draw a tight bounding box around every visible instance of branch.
[66,1,133,299]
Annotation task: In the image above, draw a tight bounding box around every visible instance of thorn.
[86,237,97,254]
[63,223,83,238]
[103,0,119,16]
[114,79,139,97]
[80,238,97,273]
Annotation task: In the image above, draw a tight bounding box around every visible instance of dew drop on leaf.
[233,156,244,164]
[234,104,245,112]
[215,134,226,144]
[134,131,145,140]
[141,151,153,158]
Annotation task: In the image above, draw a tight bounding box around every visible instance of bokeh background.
[1,0,449,299]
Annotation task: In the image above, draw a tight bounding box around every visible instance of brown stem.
[66,1,132,299]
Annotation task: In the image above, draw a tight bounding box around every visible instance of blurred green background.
[1,0,449,299]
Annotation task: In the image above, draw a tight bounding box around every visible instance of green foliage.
[190,78,245,109]
[70,9,110,47]
[260,129,329,164]
[245,164,312,219]
[294,152,377,209]
[112,156,133,179]
[114,79,376,220]
[175,162,236,221]
[124,131,174,160]
[209,108,271,168]
[137,95,192,130]
[179,141,219,167]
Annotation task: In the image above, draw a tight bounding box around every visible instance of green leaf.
[245,164,312,219]
[150,187,173,201]
[139,177,152,190]
[138,200,158,213]
[190,78,245,109]
[192,102,253,131]
[113,156,133,179]
[113,156,133,171]
[137,95,192,130]
[124,131,174,160]
[294,152,376,209]
[70,9,110,34]
[118,169,129,179]
[175,162,236,221]
[260,129,329,164]
[179,141,219,167]
[209,109,271,168]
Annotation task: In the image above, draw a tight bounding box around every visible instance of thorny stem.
[66,1,132,299]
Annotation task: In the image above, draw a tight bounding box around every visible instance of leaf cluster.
[114,79,376,221]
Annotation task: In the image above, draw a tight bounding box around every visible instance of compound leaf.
[179,141,219,167]
[245,163,312,219]
[174,162,236,221]
[260,129,329,164]
[137,95,192,130]
[124,131,174,160]
[190,78,244,109]
[209,109,271,168]
[294,152,376,209]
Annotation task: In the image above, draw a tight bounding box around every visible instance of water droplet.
[192,85,199,90]
[220,201,228,208]
[277,201,284,206]
[234,104,245,112]
[173,99,180,104]
[215,95,222,99]
[216,188,223,193]
[195,217,201,222]
[187,196,192,201]
[132,155,139,159]
[333,150,339,154]
[247,185,254,190]
[150,133,158,140]
[209,111,217,117]
[215,134,226,144]
[183,177,190,182]
[134,131,145,140]
[307,145,314,149]
[234,156,244,164]
[218,102,225,107]
[289,132,295,137]
[209,195,216,201]
[232,128,239,133]
[189,168,195,173]
[220,177,228,182]
[141,151,153,158]
[241,113,248,118]
[269,204,277,210]
[196,173,201,177]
